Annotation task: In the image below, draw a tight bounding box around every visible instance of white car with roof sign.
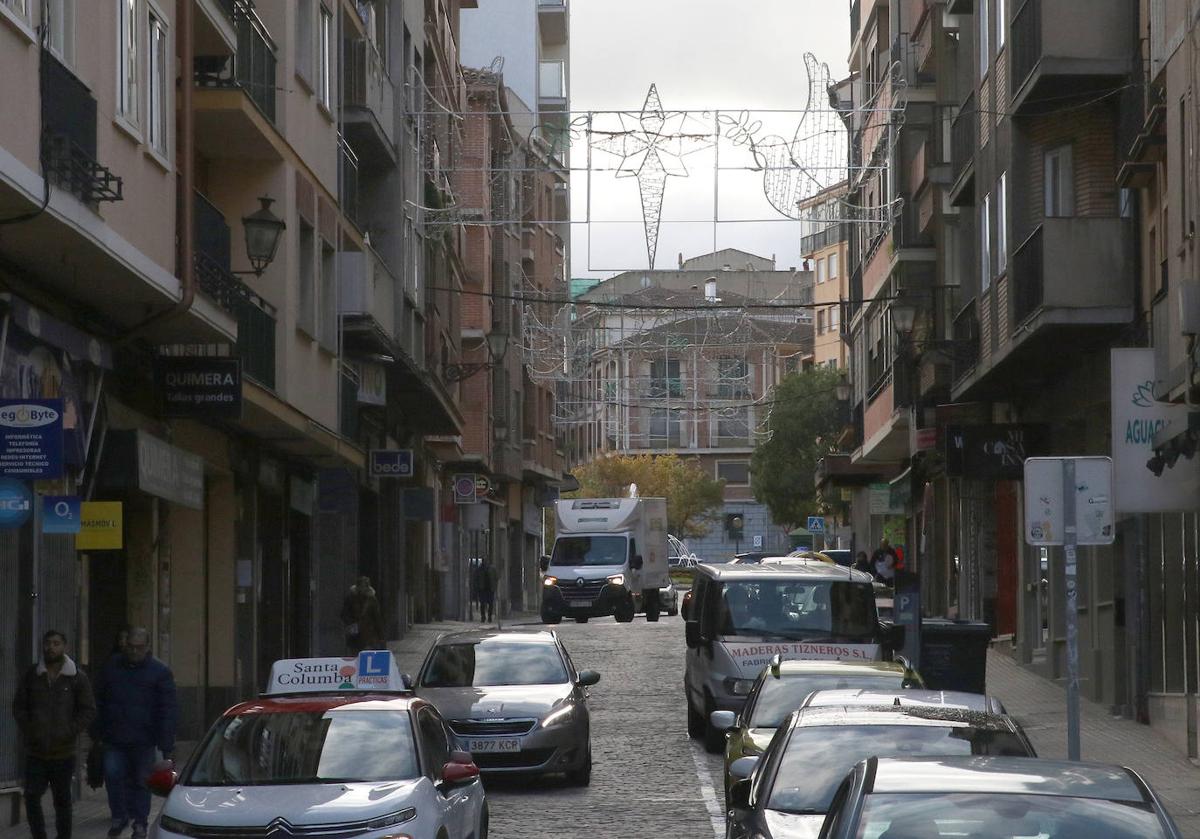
[148,652,489,839]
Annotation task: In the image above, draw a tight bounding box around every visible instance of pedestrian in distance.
[341,575,386,654]
[853,551,872,575]
[92,627,178,839]
[11,630,96,839]
[474,556,496,623]
[872,538,899,586]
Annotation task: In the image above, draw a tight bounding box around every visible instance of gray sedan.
[415,630,599,785]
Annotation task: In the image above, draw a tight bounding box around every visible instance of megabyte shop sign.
[0,399,64,480]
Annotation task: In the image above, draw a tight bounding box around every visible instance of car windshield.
[748,674,906,727]
[767,725,1031,815]
[186,709,419,785]
[717,580,876,639]
[551,535,627,567]
[853,792,1165,838]
[422,640,569,687]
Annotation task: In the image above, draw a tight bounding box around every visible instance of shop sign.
[75,501,123,550]
[107,430,204,510]
[0,478,32,529]
[943,424,1047,480]
[158,357,242,419]
[0,399,64,479]
[355,362,387,406]
[369,449,413,478]
[42,495,81,534]
[1110,348,1200,513]
[869,483,903,515]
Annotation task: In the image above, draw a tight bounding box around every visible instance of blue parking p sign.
[807,516,826,533]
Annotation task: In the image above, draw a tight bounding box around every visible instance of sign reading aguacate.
[266,651,408,695]
[722,641,882,677]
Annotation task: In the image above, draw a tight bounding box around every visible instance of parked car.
[800,687,1009,716]
[658,581,680,616]
[150,653,488,839]
[709,658,923,794]
[817,756,1184,839]
[724,705,1036,839]
[415,630,599,784]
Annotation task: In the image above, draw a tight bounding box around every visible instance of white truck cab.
[541,497,670,624]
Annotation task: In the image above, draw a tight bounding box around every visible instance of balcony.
[40,51,122,206]
[194,192,277,388]
[952,300,980,383]
[538,60,567,109]
[537,0,567,46]
[193,7,282,160]
[339,248,397,354]
[859,375,910,464]
[801,223,847,257]
[344,38,396,165]
[339,136,361,230]
[949,93,976,206]
[1010,0,1134,114]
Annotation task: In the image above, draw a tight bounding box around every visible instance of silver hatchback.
[415,630,599,785]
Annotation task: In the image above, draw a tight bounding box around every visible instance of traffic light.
[725,513,744,540]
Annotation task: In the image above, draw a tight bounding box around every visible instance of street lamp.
[241,196,287,276]
[889,299,919,337]
[443,330,510,383]
[835,372,851,402]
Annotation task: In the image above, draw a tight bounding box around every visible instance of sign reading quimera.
[158,357,242,419]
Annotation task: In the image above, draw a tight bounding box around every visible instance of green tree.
[751,366,844,528]
[570,453,725,538]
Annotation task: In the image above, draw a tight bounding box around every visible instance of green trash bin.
[919,618,991,694]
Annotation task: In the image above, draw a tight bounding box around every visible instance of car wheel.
[667,604,679,616]
[541,609,561,625]
[687,697,705,739]
[574,616,589,624]
[703,697,725,754]
[566,745,592,786]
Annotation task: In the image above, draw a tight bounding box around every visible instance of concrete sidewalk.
[0,615,540,839]
[988,649,1200,837]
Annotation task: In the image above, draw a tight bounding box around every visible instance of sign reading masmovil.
[722,641,882,677]
[1111,349,1200,513]
[0,399,64,479]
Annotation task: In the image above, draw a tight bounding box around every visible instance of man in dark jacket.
[93,627,177,839]
[341,576,386,654]
[12,630,96,839]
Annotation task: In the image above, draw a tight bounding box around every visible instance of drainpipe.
[120,0,195,341]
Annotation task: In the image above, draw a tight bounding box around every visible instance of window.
[817,309,827,334]
[416,710,450,779]
[996,0,1006,49]
[147,8,168,155]
[298,221,316,334]
[979,0,989,76]
[319,4,332,108]
[117,0,138,123]
[816,258,826,284]
[716,461,750,485]
[649,409,683,447]
[1,0,28,23]
[1044,145,1075,218]
[828,251,839,279]
[996,173,1007,273]
[830,305,841,333]
[46,0,74,64]
[716,407,750,445]
[1181,98,1190,238]
[295,0,313,83]
[319,240,337,350]
[649,359,682,397]
[717,357,749,398]
[981,193,992,291]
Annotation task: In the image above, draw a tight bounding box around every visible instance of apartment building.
[801,182,851,370]
[569,252,812,559]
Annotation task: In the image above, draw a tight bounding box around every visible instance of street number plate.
[466,738,521,753]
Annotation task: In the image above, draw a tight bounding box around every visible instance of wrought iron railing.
[339,135,360,228]
[1011,0,1042,94]
[40,50,122,204]
[952,300,980,381]
[1012,225,1044,324]
[194,7,277,123]
[42,133,122,204]
[951,93,976,184]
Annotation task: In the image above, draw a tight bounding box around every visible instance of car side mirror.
[577,669,600,687]
[401,672,414,690]
[630,554,644,571]
[728,777,752,811]
[539,555,550,573]
[709,710,737,731]
[685,620,701,649]
[441,756,480,787]
[729,755,759,781]
[146,764,178,798]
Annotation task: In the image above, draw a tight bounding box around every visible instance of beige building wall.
[810,239,849,369]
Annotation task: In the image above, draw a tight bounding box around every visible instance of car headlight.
[723,677,755,696]
[543,575,559,586]
[367,808,417,830]
[541,705,576,728]
[606,574,625,586]
[158,816,196,837]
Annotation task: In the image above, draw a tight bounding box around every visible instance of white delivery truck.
[540,497,670,624]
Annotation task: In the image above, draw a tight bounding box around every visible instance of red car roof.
[222,693,419,717]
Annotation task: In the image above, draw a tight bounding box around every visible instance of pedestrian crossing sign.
[807,516,826,533]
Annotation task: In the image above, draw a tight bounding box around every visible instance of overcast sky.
[568,0,851,278]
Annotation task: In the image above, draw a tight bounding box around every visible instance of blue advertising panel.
[0,399,64,479]
[369,449,414,478]
[0,478,32,529]
[43,495,81,534]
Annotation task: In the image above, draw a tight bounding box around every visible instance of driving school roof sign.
[265,651,407,695]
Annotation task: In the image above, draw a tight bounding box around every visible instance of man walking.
[341,576,386,654]
[12,630,96,839]
[93,627,177,839]
[474,556,496,623]
[871,538,899,585]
